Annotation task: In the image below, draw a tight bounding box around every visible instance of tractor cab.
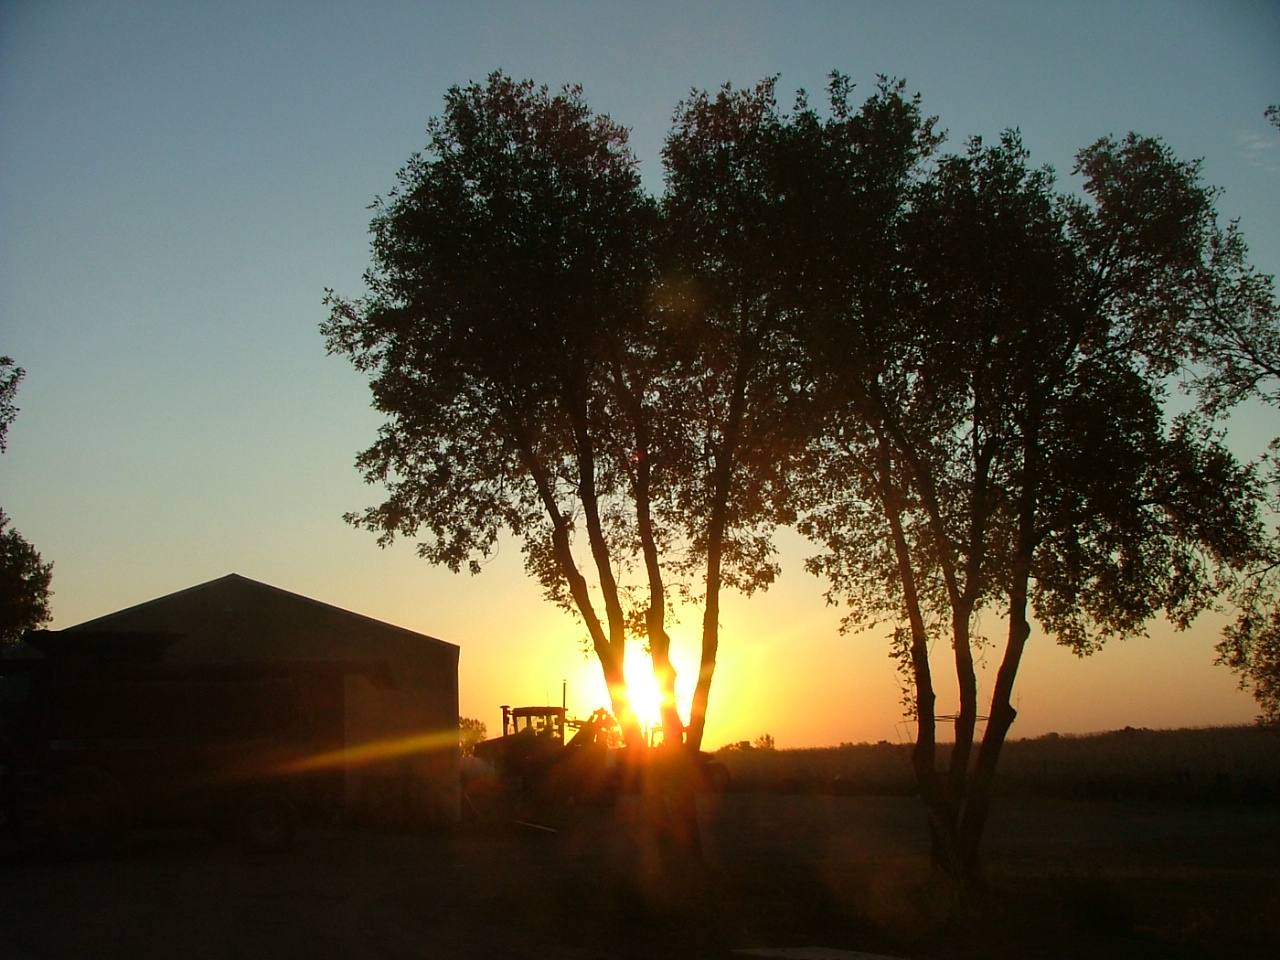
[500,705,565,743]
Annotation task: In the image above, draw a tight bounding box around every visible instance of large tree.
[798,117,1263,880]
[324,74,658,743]
[654,77,827,748]
[0,358,53,645]
[327,74,816,752]
[1181,105,1280,724]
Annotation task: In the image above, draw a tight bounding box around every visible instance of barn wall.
[66,575,460,824]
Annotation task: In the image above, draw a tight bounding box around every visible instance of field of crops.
[714,724,1280,802]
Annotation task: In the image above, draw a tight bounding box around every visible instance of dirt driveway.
[2,795,1277,959]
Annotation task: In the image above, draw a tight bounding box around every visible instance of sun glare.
[623,646,664,732]
[567,643,678,739]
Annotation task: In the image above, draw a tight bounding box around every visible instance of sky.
[2,1,1278,748]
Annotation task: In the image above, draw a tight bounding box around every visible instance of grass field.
[714,724,1280,803]
[5,791,1273,959]
[2,726,1276,959]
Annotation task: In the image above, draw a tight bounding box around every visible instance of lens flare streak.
[278,729,458,773]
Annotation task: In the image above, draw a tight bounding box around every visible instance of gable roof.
[66,573,457,654]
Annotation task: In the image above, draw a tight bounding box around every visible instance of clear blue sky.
[2,1,1278,746]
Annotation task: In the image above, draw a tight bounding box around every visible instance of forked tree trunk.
[876,448,953,868]
[517,423,642,747]
[633,442,685,743]
[957,483,1037,879]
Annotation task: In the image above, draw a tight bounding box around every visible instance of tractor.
[466,704,728,817]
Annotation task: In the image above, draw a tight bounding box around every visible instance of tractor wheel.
[46,766,131,855]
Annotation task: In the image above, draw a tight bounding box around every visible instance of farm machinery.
[465,704,728,817]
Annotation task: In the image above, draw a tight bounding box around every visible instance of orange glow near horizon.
[563,624,721,740]
[464,560,1262,753]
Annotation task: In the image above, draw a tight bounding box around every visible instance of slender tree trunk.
[514,420,640,745]
[945,423,997,866]
[571,414,646,747]
[958,441,1039,880]
[687,521,722,752]
[637,461,684,743]
[957,585,1029,879]
[945,600,978,795]
[688,346,751,751]
[868,390,975,873]
[880,470,948,867]
[957,551,1031,880]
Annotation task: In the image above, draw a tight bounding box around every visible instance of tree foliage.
[1,357,23,453]
[327,76,1273,867]
[458,716,487,757]
[324,73,658,742]
[328,74,811,750]
[1179,104,1280,725]
[789,105,1265,877]
[0,358,53,645]
[0,509,52,645]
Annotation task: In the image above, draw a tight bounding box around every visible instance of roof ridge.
[65,573,457,651]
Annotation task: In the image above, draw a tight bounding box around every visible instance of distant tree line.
[326,74,1278,880]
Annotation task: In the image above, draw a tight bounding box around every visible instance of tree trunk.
[889,501,957,873]
[572,416,645,747]
[957,422,1040,881]
[688,352,749,751]
[516,423,641,746]
[634,443,685,743]
[958,533,1034,879]
[687,537,721,752]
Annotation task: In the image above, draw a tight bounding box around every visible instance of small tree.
[458,716,487,757]
[0,359,53,645]
[0,510,52,646]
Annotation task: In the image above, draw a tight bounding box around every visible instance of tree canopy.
[327,76,1274,872]
[324,74,659,742]
[0,358,53,645]
[1190,105,1280,725]
[1,357,23,454]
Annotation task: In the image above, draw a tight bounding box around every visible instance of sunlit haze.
[2,1,1277,748]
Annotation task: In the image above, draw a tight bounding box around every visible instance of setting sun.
[565,635,696,741]
[622,646,665,733]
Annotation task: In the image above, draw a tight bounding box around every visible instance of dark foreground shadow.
[1,795,1277,959]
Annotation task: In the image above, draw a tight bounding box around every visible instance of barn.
[62,573,460,825]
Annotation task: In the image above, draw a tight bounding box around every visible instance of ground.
[1,794,1277,959]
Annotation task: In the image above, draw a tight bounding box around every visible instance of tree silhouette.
[328,74,814,750]
[326,75,1273,879]
[1,357,23,453]
[0,358,53,645]
[324,74,658,744]
[656,77,825,747]
[1197,104,1280,724]
[794,112,1264,879]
